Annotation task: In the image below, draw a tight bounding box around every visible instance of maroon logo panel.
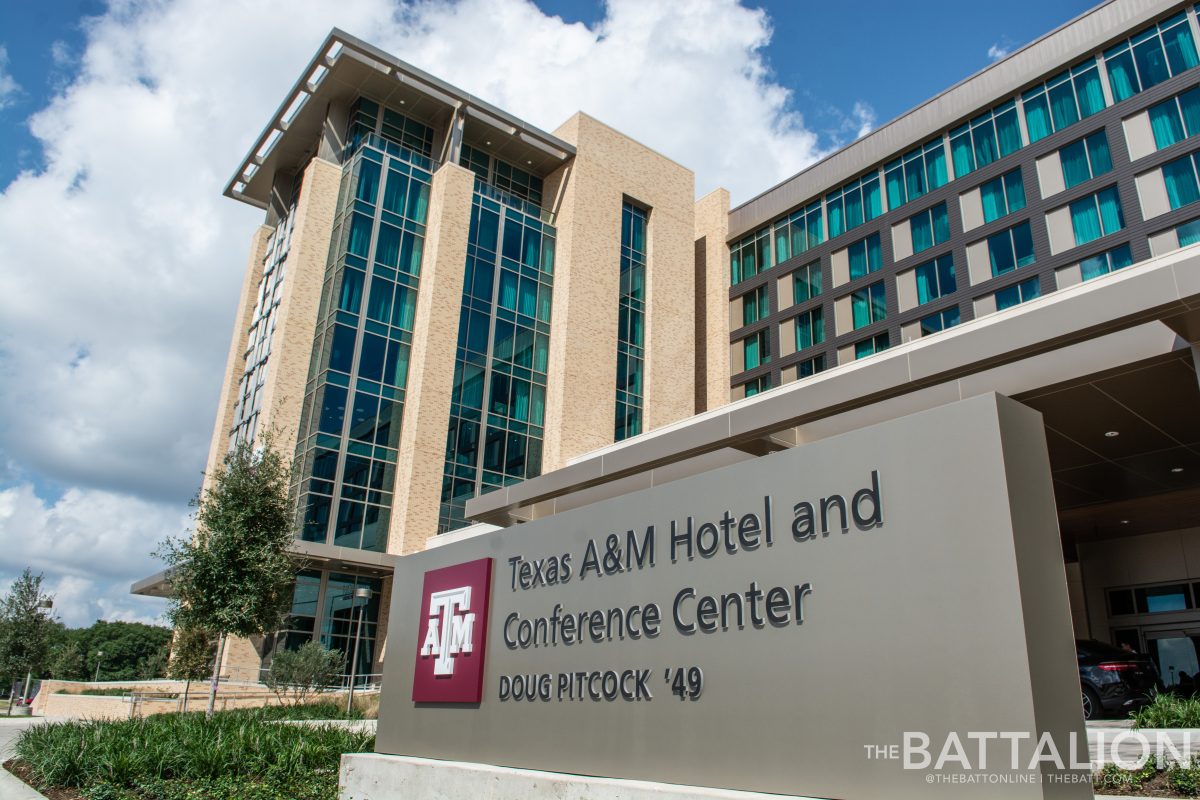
[412,557,492,703]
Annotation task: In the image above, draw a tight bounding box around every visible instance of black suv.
[1078,639,1161,720]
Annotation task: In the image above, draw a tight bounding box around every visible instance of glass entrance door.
[1144,628,1200,691]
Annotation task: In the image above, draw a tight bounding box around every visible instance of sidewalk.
[0,717,49,799]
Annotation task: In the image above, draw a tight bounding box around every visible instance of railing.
[473,178,554,224]
[345,133,436,173]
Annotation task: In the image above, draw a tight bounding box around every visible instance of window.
[1069,186,1125,246]
[795,307,825,351]
[1080,243,1134,281]
[986,221,1036,276]
[914,254,957,305]
[795,354,826,379]
[1136,584,1192,614]
[919,307,961,336]
[615,201,647,442]
[791,260,823,304]
[773,201,824,264]
[1178,217,1200,247]
[884,138,949,210]
[742,285,769,326]
[910,203,950,254]
[949,101,1022,178]
[827,172,882,239]
[851,281,887,329]
[744,329,770,371]
[1148,86,1200,150]
[1163,151,1200,210]
[731,227,772,285]
[1059,130,1113,189]
[980,169,1026,223]
[743,376,771,397]
[1022,60,1107,142]
[1105,12,1199,103]
[848,233,882,280]
[854,332,890,360]
[995,277,1042,311]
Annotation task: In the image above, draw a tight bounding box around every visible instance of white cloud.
[0,0,864,624]
[0,484,181,625]
[988,43,1013,61]
[0,45,19,109]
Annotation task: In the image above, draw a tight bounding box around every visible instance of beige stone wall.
[542,113,696,469]
[694,188,732,411]
[219,633,267,682]
[386,162,475,555]
[254,157,341,459]
[201,224,272,488]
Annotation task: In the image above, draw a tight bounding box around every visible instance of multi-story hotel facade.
[138,0,1200,693]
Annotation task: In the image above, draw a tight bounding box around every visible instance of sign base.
[339,753,825,800]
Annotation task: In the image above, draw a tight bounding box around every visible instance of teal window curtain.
[1080,252,1109,281]
[1048,77,1080,131]
[845,188,863,230]
[905,161,925,203]
[1060,140,1091,189]
[981,178,1006,223]
[730,250,742,286]
[1165,17,1200,73]
[988,229,1016,276]
[1150,101,1185,149]
[1134,36,1171,91]
[1178,218,1200,246]
[866,233,881,271]
[869,282,887,323]
[863,178,882,221]
[1163,156,1200,210]
[1013,222,1035,267]
[1004,170,1026,214]
[1070,195,1102,246]
[774,225,791,266]
[926,143,948,188]
[995,105,1023,156]
[950,128,974,176]
[499,270,519,309]
[828,197,845,238]
[973,119,998,168]
[787,221,805,261]
[1086,132,1112,176]
[347,213,373,258]
[744,335,761,370]
[851,290,871,328]
[932,203,949,244]
[911,212,933,254]
[1105,49,1137,102]
[915,262,936,304]
[1074,67,1107,117]
[1180,88,1200,138]
[849,240,867,281]
[1096,186,1124,236]
[854,340,874,360]
[885,162,904,209]
[937,255,957,296]
[1110,243,1134,271]
[1023,92,1052,143]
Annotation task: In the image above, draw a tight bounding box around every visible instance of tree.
[167,626,214,711]
[69,621,173,681]
[48,641,84,681]
[263,641,345,708]
[156,433,296,718]
[0,569,55,710]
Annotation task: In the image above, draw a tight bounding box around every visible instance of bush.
[1132,692,1200,729]
[13,706,373,798]
[252,700,369,721]
[1170,762,1200,796]
[264,642,346,707]
[1094,760,1156,791]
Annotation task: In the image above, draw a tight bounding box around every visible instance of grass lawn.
[5,705,374,799]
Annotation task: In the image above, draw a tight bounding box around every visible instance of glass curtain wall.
[438,187,555,533]
[293,99,434,553]
[615,202,647,441]
[275,569,382,679]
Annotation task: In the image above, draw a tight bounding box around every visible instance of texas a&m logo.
[412,558,492,703]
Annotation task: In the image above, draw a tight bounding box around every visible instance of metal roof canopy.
[225,29,575,209]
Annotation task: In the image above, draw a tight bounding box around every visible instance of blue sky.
[0,0,1100,626]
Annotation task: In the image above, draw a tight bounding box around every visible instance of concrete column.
[541,113,696,468]
[255,157,342,459]
[386,162,475,555]
[694,188,731,412]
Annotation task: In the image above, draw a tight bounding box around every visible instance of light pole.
[94,650,104,682]
[345,586,372,717]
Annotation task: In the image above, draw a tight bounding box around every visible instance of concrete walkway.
[0,717,51,799]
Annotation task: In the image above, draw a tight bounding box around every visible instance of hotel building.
[138,0,1200,692]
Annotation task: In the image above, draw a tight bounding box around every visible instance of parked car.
[1078,639,1161,720]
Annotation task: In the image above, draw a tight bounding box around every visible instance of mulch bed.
[3,759,83,800]
[1094,771,1193,797]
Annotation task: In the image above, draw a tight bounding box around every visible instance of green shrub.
[264,642,346,708]
[1169,762,1200,796]
[1131,692,1200,729]
[250,699,368,721]
[1094,760,1157,790]
[13,707,373,796]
